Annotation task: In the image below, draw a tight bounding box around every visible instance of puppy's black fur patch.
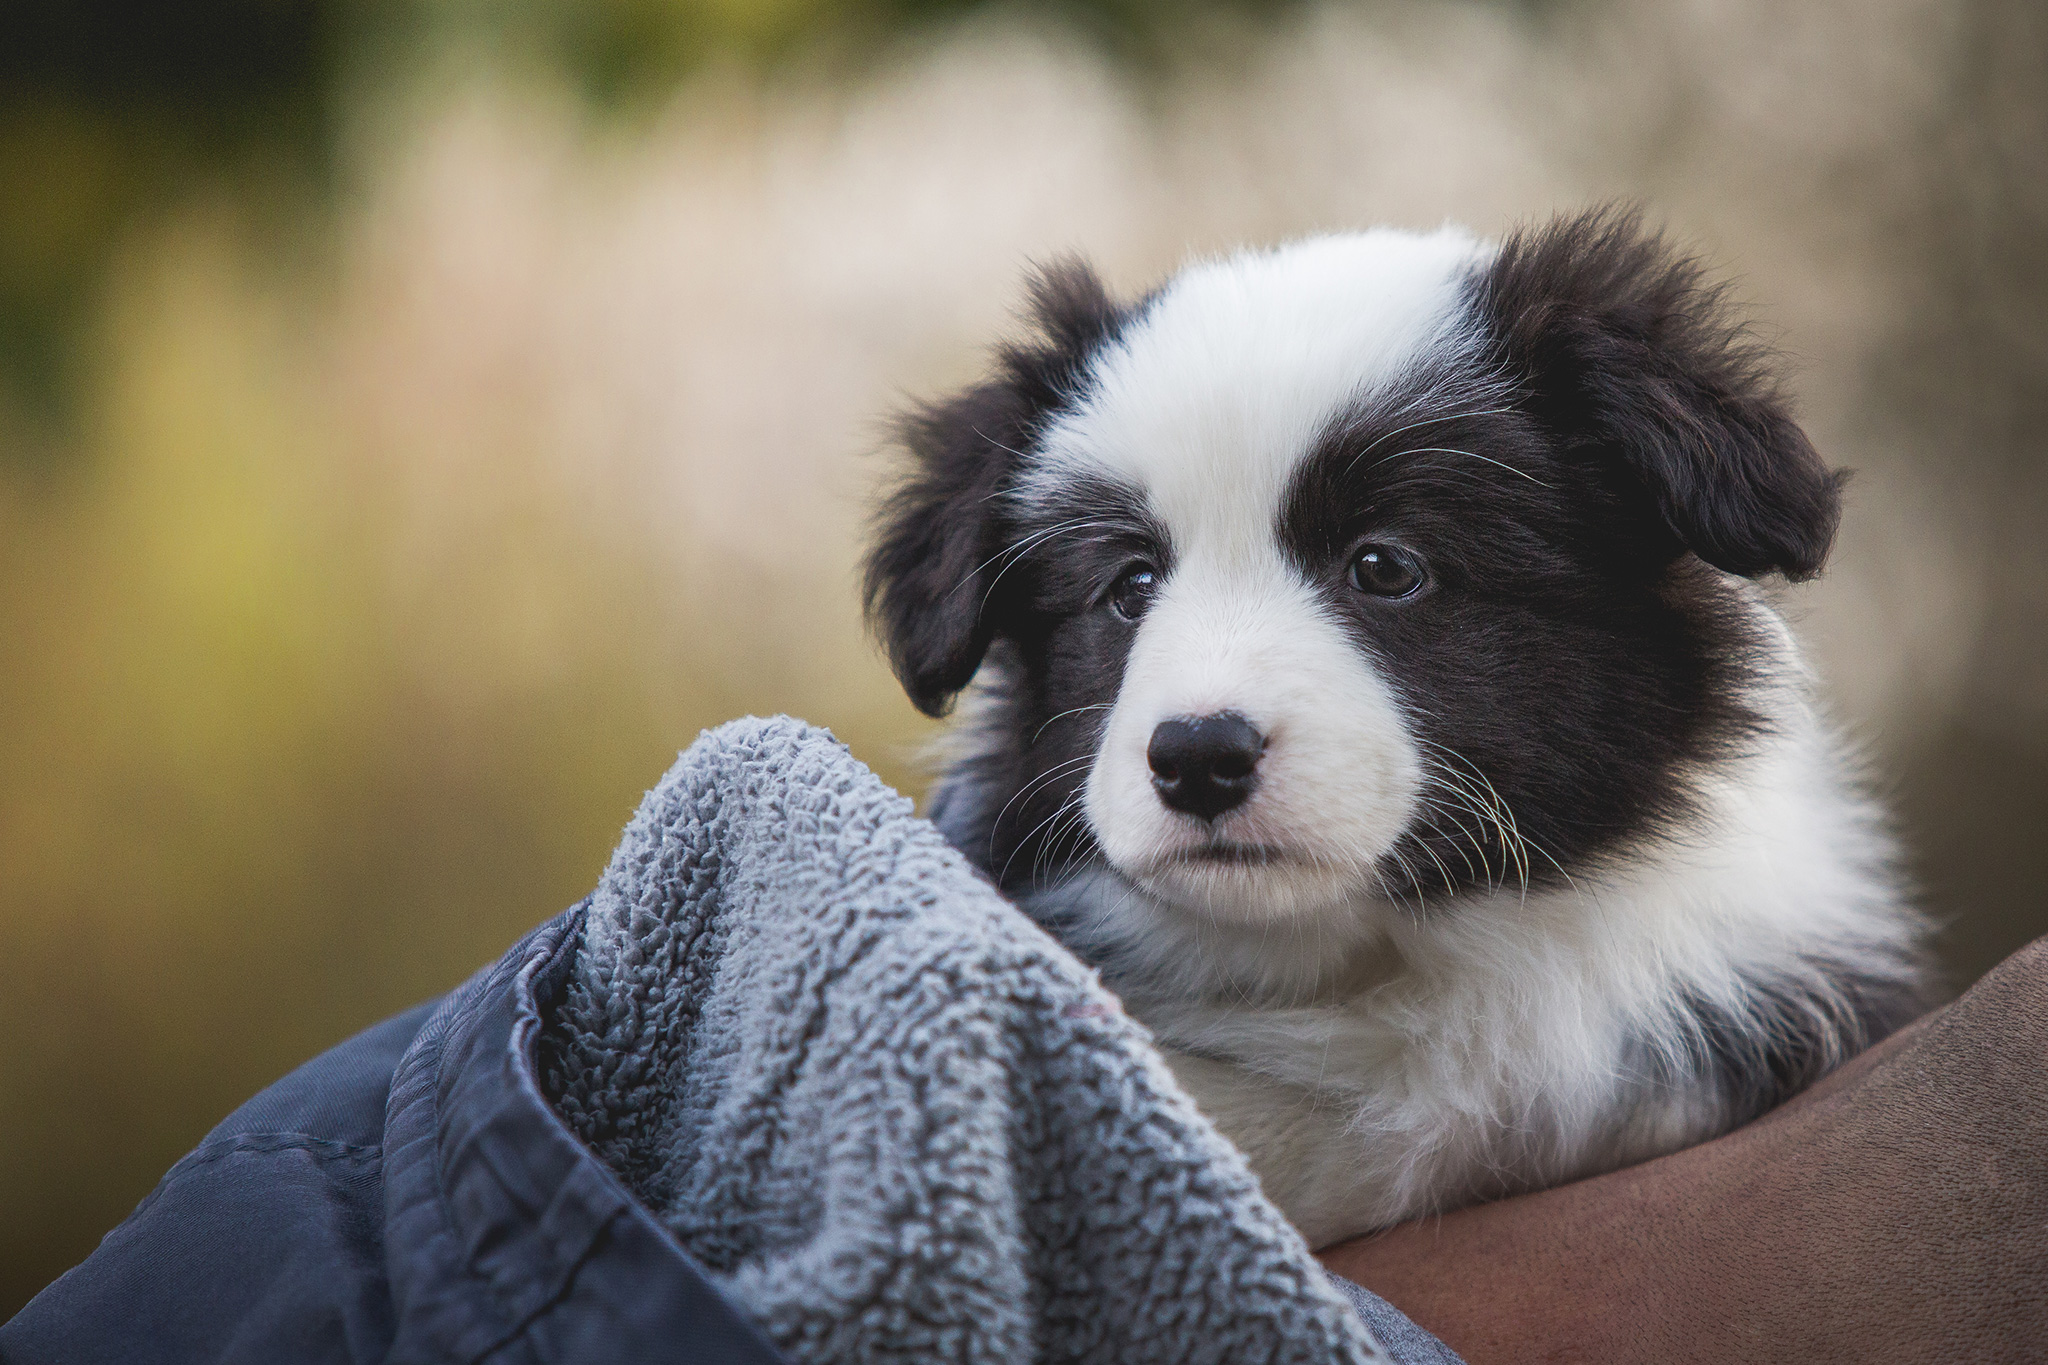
[1472,207,1843,581]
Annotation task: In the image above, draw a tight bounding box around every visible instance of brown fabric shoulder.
[1322,938,2048,1365]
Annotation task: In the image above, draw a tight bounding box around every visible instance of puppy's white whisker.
[1372,445,1551,486]
[946,515,1110,601]
[985,754,1098,862]
[1030,703,1113,747]
[1003,791,1088,886]
[1340,404,1519,477]
[978,522,1127,614]
[968,427,1036,465]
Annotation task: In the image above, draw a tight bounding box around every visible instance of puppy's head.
[867,209,1840,928]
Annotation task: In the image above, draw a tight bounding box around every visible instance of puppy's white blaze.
[1085,545,1422,924]
[1019,226,1488,518]
[1039,229,1480,924]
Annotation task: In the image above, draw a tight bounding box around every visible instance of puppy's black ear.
[863,385,1017,717]
[864,260,1126,716]
[1476,207,1842,580]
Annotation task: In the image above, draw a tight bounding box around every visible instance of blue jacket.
[2,901,1459,1365]
[0,905,788,1364]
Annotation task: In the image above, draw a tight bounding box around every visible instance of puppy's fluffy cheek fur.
[1082,565,1423,923]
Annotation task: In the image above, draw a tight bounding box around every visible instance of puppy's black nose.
[1148,713,1264,822]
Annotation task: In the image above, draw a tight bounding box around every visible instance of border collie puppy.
[863,209,1931,1247]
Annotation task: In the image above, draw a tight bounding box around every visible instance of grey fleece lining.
[539,717,1388,1364]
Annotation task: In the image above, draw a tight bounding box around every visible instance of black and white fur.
[864,209,1931,1248]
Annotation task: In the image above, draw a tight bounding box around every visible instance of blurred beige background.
[3,0,2042,1318]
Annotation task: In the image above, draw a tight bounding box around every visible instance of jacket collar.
[379,903,787,1364]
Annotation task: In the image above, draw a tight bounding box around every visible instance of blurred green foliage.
[0,0,1324,459]
[1,2,332,456]
[495,0,1309,98]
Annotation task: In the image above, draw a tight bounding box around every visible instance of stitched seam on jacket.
[127,1135,384,1223]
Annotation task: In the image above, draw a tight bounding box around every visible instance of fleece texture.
[539,716,1386,1364]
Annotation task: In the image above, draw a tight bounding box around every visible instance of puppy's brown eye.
[1108,565,1158,621]
[1349,544,1424,598]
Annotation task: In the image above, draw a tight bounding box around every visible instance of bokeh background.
[3,0,2043,1316]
